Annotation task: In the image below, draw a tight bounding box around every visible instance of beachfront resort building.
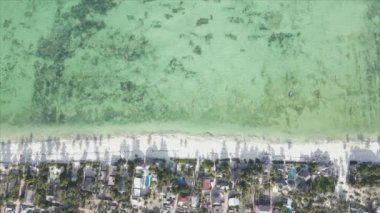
[131,165,152,203]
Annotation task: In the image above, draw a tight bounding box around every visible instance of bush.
[354,164,380,186]
[312,176,336,193]
[201,160,213,171]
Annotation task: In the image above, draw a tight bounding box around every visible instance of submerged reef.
[0,0,379,136]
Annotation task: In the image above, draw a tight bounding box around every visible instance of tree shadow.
[85,136,90,149]
[272,145,285,161]
[131,137,144,160]
[55,138,61,153]
[39,142,47,162]
[210,148,219,161]
[119,138,130,160]
[47,136,54,156]
[95,145,100,162]
[60,142,67,163]
[21,143,34,164]
[145,137,170,162]
[310,148,331,164]
[220,141,228,159]
[238,142,261,161]
[235,140,241,158]
[240,142,249,160]
[103,149,110,163]
[81,150,88,162]
[349,147,380,162]
[145,142,159,159]
[250,146,260,160]
[0,141,12,163]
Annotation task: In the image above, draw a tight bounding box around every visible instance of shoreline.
[1,122,378,142]
[1,133,380,183]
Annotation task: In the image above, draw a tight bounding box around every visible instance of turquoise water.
[1,0,379,139]
[288,168,295,180]
[145,175,150,188]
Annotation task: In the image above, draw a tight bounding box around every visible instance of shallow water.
[1,0,379,139]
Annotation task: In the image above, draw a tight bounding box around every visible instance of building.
[117,171,129,193]
[192,195,200,208]
[70,163,79,182]
[203,179,212,191]
[131,165,152,201]
[82,166,95,192]
[228,197,240,207]
[132,176,150,199]
[107,165,117,186]
[46,182,60,203]
[23,184,35,205]
[255,205,273,213]
[211,188,224,205]
[256,194,272,213]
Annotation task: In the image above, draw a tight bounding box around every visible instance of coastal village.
[1,0,380,212]
[1,144,379,213]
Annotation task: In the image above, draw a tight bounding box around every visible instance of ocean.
[1,0,379,140]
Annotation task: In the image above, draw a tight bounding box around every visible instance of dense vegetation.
[350,163,380,186]
[311,176,336,193]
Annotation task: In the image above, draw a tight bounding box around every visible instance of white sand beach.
[1,134,379,183]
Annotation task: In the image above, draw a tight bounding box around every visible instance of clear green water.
[1,0,379,138]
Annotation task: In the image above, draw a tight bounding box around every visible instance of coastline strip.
[1,134,379,183]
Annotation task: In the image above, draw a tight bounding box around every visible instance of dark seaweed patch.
[267,32,301,54]
[166,57,184,74]
[225,33,237,40]
[268,32,293,47]
[32,0,118,123]
[165,57,196,78]
[120,81,137,92]
[196,18,209,26]
[193,45,202,55]
[165,14,173,19]
[228,16,244,24]
[205,33,213,42]
[2,19,12,28]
